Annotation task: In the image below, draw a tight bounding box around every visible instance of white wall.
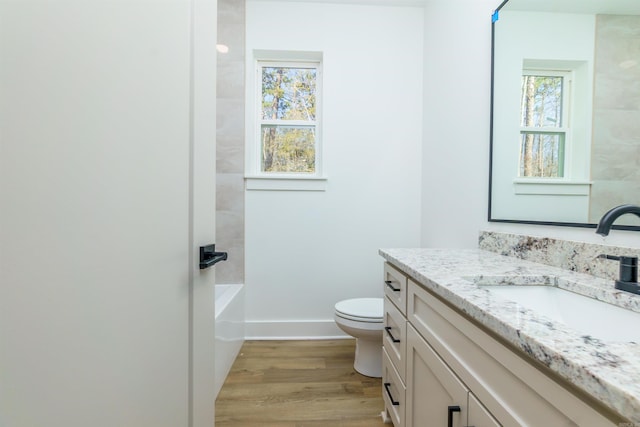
[245,1,423,338]
[420,0,497,248]
[421,0,640,251]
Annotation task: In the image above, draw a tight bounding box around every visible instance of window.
[519,69,571,178]
[257,61,320,175]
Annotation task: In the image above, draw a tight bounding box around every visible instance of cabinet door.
[406,325,468,427]
[468,393,501,427]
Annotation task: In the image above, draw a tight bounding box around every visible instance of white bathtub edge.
[215,284,243,319]
[214,284,245,400]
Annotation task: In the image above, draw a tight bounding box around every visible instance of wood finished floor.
[215,340,389,427]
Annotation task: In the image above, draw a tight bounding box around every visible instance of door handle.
[199,244,228,269]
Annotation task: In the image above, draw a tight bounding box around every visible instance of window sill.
[513,179,591,196]
[245,175,328,191]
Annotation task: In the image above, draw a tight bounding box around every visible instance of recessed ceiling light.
[216,44,229,54]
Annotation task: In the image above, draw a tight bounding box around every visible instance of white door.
[0,0,217,426]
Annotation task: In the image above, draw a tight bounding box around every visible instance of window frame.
[246,55,325,190]
[518,68,573,179]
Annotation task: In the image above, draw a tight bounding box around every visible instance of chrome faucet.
[596,204,640,294]
[595,204,640,236]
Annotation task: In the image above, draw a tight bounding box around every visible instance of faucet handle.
[620,256,638,283]
[598,254,638,284]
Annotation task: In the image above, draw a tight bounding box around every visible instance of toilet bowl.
[334,298,384,378]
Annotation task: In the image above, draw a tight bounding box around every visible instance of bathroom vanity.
[380,248,640,426]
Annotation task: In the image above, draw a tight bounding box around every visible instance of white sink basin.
[480,284,640,343]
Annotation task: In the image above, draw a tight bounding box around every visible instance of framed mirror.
[489,0,640,231]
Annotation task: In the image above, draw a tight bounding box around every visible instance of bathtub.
[214,284,245,399]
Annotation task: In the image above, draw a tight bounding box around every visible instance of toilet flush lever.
[199,244,228,269]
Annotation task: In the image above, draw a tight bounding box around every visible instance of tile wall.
[589,14,640,225]
[216,0,245,284]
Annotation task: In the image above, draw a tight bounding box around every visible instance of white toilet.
[334,298,384,378]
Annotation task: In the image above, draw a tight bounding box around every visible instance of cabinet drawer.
[407,280,616,427]
[383,297,407,382]
[382,348,405,427]
[384,263,407,315]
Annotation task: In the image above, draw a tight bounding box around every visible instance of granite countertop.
[379,248,640,424]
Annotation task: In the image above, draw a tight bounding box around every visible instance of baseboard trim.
[245,319,350,340]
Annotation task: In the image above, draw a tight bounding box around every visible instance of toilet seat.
[334,298,383,323]
[334,297,384,377]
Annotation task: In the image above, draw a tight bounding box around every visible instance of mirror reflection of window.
[519,70,570,178]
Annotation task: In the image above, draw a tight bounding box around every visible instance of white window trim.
[512,178,591,196]
[245,51,326,191]
[245,174,328,191]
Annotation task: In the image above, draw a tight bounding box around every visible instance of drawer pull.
[383,382,400,406]
[385,280,401,292]
[448,405,461,427]
[384,326,401,343]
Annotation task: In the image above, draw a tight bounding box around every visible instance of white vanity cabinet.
[382,262,617,427]
[382,263,408,427]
